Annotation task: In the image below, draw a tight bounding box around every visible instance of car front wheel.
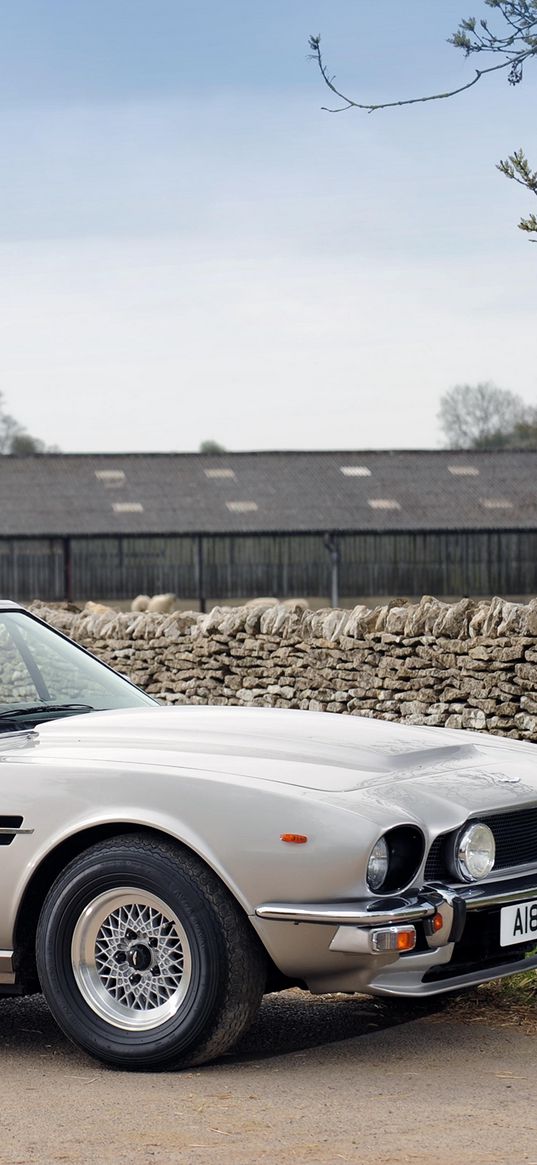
[36,834,266,1069]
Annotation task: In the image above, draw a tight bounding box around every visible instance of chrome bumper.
[255,872,537,931]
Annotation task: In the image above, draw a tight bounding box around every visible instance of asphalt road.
[1,990,536,1165]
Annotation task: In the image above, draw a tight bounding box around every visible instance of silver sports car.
[2,599,537,1070]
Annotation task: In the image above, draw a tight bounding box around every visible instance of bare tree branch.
[308,4,537,239]
[308,33,534,114]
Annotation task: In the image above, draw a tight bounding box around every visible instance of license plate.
[500,899,537,946]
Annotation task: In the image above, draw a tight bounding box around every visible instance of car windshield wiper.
[0,702,95,721]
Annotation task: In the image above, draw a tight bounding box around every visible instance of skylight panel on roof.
[204,468,236,480]
[95,469,126,487]
[368,499,401,510]
[448,465,479,477]
[340,465,371,477]
[112,502,144,513]
[226,501,258,513]
[480,498,513,509]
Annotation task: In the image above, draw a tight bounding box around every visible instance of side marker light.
[280,833,308,844]
[370,925,416,953]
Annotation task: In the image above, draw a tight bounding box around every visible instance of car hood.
[32,703,537,804]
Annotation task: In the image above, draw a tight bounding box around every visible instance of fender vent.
[0,816,24,846]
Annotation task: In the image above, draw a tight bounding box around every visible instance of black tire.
[36,834,266,1070]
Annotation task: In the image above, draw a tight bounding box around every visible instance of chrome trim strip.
[0,827,34,835]
[0,950,15,985]
[461,879,537,912]
[255,898,439,926]
[256,874,537,928]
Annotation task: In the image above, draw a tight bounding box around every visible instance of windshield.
[0,609,156,726]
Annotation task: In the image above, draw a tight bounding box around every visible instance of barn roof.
[1,450,537,537]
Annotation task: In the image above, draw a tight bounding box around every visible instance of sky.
[0,0,535,453]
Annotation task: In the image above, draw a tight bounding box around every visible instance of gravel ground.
[2,989,536,1165]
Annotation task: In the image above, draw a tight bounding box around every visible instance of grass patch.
[439,970,537,1034]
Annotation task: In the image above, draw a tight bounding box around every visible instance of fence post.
[196,535,206,613]
[323,533,340,608]
[63,537,72,602]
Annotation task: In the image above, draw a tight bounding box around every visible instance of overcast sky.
[0,0,535,453]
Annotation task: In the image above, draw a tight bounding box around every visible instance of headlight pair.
[367,820,497,893]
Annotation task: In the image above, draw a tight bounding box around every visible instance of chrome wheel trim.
[71,887,193,1031]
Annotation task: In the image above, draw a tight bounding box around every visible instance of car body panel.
[2,605,537,1003]
[2,703,537,988]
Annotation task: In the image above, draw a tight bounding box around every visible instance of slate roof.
[1,450,537,537]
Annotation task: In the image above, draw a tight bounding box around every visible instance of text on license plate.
[500,899,537,947]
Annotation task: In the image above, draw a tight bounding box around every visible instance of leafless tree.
[438,382,528,447]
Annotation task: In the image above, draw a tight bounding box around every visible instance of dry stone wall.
[29,596,537,742]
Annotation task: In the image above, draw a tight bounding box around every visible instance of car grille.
[422,904,537,982]
[425,805,537,881]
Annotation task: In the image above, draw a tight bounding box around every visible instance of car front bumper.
[254,872,537,997]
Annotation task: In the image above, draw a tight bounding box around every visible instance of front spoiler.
[255,871,537,929]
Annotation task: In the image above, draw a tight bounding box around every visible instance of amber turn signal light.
[395,929,416,951]
[280,833,308,844]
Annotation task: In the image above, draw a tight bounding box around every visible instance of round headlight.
[455,822,495,882]
[367,836,389,891]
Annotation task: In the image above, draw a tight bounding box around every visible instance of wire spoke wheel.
[37,836,266,1068]
[71,888,192,1031]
